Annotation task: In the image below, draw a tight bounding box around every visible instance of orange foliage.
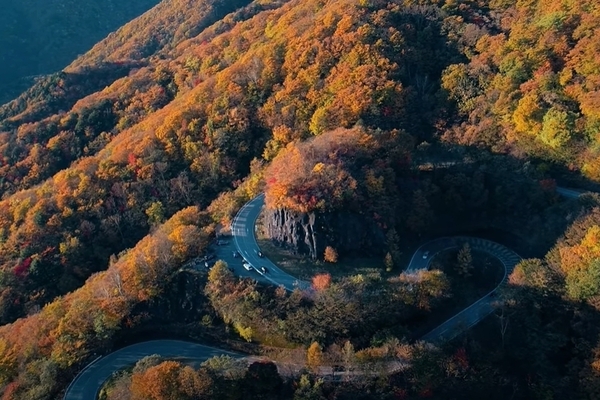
[312,273,332,291]
[0,207,211,393]
[324,246,339,263]
[130,361,210,400]
[559,225,600,276]
[264,127,404,213]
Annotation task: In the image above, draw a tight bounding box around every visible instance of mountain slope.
[1,0,600,399]
[0,0,461,324]
[0,0,160,105]
[440,0,600,185]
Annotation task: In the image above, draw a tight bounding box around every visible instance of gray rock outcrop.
[264,207,386,260]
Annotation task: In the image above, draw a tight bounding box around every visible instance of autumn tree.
[307,342,324,372]
[342,340,356,372]
[312,273,331,291]
[130,361,213,400]
[205,261,263,342]
[264,127,411,214]
[0,206,211,396]
[324,246,338,263]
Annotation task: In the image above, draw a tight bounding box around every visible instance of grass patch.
[256,238,386,281]
[255,210,417,281]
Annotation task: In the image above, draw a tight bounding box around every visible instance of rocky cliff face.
[264,208,386,260]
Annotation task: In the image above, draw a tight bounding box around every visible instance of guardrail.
[420,236,521,342]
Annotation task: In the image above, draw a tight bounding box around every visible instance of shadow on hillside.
[417,283,600,400]
[410,143,600,259]
[0,61,146,126]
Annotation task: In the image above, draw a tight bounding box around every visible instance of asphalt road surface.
[556,186,585,198]
[230,194,310,291]
[411,237,521,342]
[64,340,240,400]
[65,186,587,398]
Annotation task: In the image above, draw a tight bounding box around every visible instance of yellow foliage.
[512,93,543,135]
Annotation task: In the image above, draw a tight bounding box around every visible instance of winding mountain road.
[64,186,587,399]
[230,194,309,291]
[411,237,521,341]
[64,341,240,400]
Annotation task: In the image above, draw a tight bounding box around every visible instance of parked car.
[242,261,253,271]
[216,240,227,246]
[260,266,268,274]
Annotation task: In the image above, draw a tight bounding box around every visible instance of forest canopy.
[0,0,600,398]
[264,127,412,213]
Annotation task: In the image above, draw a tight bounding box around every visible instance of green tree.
[456,243,473,278]
[145,201,166,226]
[386,228,401,265]
[407,190,433,234]
[384,252,394,272]
[243,361,283,398]
[566,259,600,301]
[539,107,574,150]
[201,355,246,380]
[294,375,326,400]
[133,355,164,374]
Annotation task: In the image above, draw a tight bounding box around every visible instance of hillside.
[0,0,462,324]
[0,0,160,105]
[1,0,600,398]
[440,0,600,185]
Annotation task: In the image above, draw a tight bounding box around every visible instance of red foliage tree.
[312,273,331,291]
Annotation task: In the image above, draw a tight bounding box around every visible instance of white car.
[242,261,253,271]
[422,251,430,259]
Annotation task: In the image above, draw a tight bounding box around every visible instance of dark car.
[260,266,268,274]
[201,253,215,262]
[232,251,239,258]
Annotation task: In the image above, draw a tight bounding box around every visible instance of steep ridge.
[66,184,587,396]
[0,0,161,105]
[0,0,461,325]
[64,191,539,399]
